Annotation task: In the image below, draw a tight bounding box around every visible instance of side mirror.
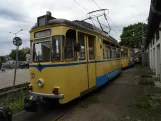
[74,42,81,52]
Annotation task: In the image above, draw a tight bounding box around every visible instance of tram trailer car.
[24,11,122,112]
[120,46,135,69]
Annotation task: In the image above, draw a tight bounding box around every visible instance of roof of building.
[31,18,118,44]
[145,0,161,48]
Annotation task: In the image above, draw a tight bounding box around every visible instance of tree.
[9,49,26,61]
[120,22,148,48]
[22,47,30,54]
[0,56,5,63]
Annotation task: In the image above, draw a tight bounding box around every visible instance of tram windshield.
[33,38,51,62]
[52,36,64,61]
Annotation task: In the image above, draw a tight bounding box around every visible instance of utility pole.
[9,29,23,86]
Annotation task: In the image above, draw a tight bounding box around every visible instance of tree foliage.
[9,49,26,61]
[0,56,5,63]
[120,22,148,48]
[22,47,30,54]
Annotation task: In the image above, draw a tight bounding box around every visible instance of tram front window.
[52,36,64,61]
[33,38,51,62]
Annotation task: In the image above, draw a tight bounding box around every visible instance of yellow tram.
[121,46,135,68]
[24,11,122,111]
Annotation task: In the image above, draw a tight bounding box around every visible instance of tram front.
[24,11,68,112]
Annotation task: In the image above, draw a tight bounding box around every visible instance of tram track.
[13,99,79,121]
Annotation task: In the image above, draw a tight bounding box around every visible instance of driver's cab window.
[65,29,76,60]
[33,38,51,62]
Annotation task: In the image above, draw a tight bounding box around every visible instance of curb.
[13,110,25,117]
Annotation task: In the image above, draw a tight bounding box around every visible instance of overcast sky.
[0,0,151,55]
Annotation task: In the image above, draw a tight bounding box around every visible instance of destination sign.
[34,29,51,38]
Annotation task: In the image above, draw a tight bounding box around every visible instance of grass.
[8,97,24,114]
[132,86,161,121]
[135,96,151,109]
[0,90,27,115]
[135,95,155,116]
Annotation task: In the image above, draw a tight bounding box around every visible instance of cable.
[73,0,90,12]
[106,15,124,28]
[73,0,119,34]
[91,0,111,33]
[73,0,96,26]
[85,17,121,34]
[104,13,111,33]
[91,0,124,33]
[92,0,101,9]
[87,17,110,29]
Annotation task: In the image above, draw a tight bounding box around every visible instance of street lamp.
[9,29,23,86]
[9,29,23,37]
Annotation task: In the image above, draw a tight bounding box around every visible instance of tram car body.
[24,11,122,111]
[121,46,135,69]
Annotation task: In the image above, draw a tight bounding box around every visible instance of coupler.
[24,95,40,112]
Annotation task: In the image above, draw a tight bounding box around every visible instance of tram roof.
[31,18,119,44]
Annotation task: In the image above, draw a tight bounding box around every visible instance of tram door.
[86,35,96,89]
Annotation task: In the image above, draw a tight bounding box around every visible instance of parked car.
[3,60,15,69]
[20,62,29,69]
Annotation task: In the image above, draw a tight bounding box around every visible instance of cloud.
[0,0,151,55]
[0,8,24,22]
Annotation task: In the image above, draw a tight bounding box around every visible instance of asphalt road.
[0,69,29,89]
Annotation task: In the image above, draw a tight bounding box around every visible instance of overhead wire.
[92,0,112,34]
[73,0,90,12]
[92,0,124,33]
[73,0,96,26]
[92,0,101,9]
[106,16,124,30]
[73,0,120,34]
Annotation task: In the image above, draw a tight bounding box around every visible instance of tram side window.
[65,29,76,60]
[88,36,95,60]
[103,40,110,59]
[111,46,116,58]
[113,48,116,58]
[116,47,120,58]
[121,50,128,57]
[78,33,85,60]
[130,51,134,57]
[30,40,33,63]
[52,36,64,61]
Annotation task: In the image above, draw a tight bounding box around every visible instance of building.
[146,0,161,78]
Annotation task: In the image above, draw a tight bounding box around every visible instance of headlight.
[37,80,44,88]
